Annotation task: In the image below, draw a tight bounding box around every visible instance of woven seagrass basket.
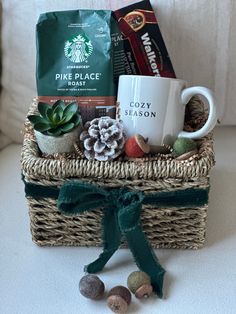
[21,97,215,249]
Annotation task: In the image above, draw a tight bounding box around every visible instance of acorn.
[173,137,197,157]
[127,271,153,299]
[125,134,150,158]
[107,286,131,313]
[79,274,105,300]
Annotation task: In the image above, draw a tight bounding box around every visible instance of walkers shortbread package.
[113,0,176,78]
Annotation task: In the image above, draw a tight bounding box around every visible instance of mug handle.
[178,86,217,139]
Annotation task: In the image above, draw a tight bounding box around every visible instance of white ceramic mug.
[117,75,217,149]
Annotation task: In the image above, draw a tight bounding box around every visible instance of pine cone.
[80,116,125,161]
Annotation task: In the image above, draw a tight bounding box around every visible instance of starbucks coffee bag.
[36,10,118,122]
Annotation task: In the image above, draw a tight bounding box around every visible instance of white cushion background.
[0,131,11,150]
[0,0,235,143]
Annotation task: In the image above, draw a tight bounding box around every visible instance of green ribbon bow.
[23,176,209,298]
[57,181,166,297]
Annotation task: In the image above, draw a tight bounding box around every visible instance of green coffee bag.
[36,10,118,122]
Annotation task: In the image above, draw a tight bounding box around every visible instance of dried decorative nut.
[79,275,105,300]
[135,284,153,299]
[175,149,198,161]
[125,134,150,158]
[127,271,153,299]
[173,137,197,157]
[107,295,128,313]
[127,271,152,299]
[107,286,131,313]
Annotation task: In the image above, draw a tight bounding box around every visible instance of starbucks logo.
[64,34,93,63]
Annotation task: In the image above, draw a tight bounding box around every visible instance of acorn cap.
[79,274,105,300]
[135,284,153,299]
[127,271,151,294]
[135,134,150,154]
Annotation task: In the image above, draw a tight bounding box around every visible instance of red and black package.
[113,0,176,78]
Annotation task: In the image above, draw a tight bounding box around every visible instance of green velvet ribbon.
[23,177,209,298]
[55,181,209,298]
[57,181,165,297]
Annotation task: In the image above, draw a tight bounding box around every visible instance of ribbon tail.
[125,225,166,298]
[85,207,122,273]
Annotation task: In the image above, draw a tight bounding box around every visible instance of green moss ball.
[127,271,151,293]
[173,137,197,156]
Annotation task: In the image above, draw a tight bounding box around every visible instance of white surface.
[1,127,236,314]
[1,0,236,144]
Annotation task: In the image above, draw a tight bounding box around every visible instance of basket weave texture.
[21,98,215,249]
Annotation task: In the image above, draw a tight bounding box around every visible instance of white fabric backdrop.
[0,0,235,143]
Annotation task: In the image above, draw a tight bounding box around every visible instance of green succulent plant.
[28,100,81,136]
